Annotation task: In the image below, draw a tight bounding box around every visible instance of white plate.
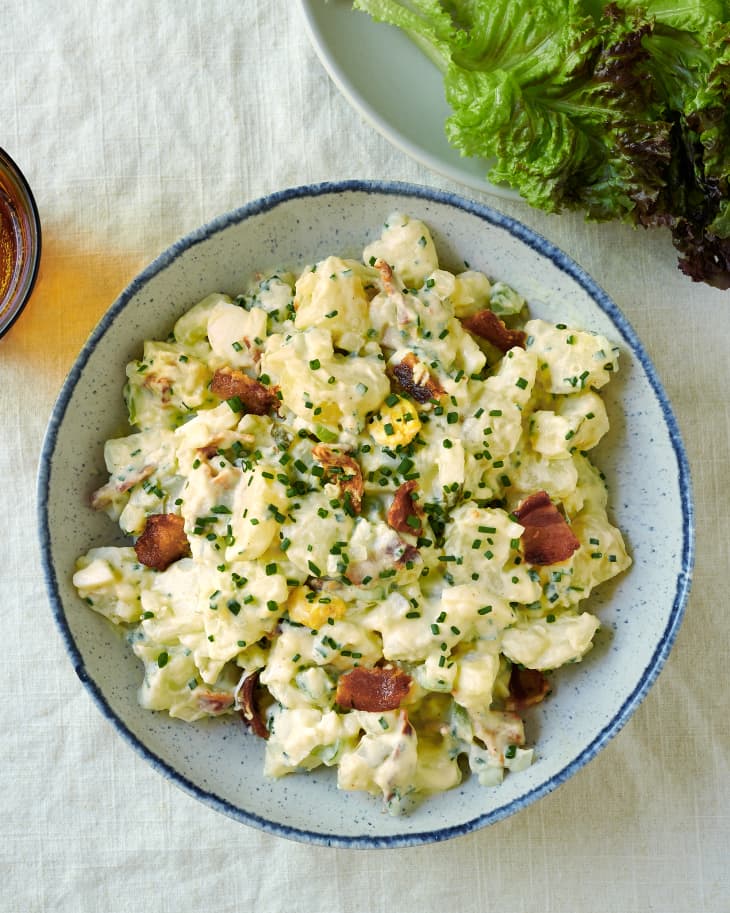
[38,181,693,847]
[299,0,520,199]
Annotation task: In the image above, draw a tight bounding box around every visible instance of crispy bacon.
[344,528,419,585]
[197,432,256,462]
[143,371,174,403]
[311,444,363,514]
[469,709,525,762]
[461,309,526,352]
[374,258,397,295]
[91,464,156,510]
[239,670,269,740]
[505,666,551,711]
[513,490,580,565]
[335,666,412,712]
[387,481,423,536]
[198,441,224,461]
[210,367,276,415]
[134,513,190,571]
[391,352,444,404]
[197,691,235,715]
[397,543,420,568]
[305,575,327,592]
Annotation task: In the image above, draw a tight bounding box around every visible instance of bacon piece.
[305,575,327,592]
[469,708,525,762]
[391,352,444,404]
[198,441,224,461]
[461,309,526,352]
[197,432,257,462]
[239,670,269,739]
[513,490,580,565]
[397,543,420,568]
[387,481,423,536]
[134,513,190,571]
[311,444,364,514]
[91,465,156,510]
[345,528,419,585]
[197,691,235,716]
[505,665,551,711]
[210,367,276,415]
[374,258,397,295]
[143,371,173,403]
[336,666,412,712]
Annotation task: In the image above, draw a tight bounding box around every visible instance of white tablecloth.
[2,3,728,911]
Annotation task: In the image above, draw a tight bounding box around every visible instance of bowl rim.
[37,179,694,848]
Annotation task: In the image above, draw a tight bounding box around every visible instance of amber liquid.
[0,190,18,305]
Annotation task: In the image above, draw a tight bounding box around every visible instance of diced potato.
[207,301,267,369]
[363,212,439,288]
[73,547,152,624]
[501,613,601,670]
[526,318,619,395]
[294,256,370,352]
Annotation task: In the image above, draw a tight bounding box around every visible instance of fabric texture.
[1,2,727,911]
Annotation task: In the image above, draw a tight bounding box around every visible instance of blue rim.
[37,179,694,848]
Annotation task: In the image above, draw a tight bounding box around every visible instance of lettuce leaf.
[352,0,730,288]
[615,0,728,34]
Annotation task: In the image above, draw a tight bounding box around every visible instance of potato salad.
[73,213,631,813]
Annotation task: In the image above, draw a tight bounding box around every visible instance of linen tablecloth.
[2,3,728,911]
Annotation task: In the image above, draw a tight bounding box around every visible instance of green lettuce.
[352,0,730,288]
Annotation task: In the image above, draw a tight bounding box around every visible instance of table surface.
[3,3,728,912]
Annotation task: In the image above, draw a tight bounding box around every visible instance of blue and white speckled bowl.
[38,181,693,848]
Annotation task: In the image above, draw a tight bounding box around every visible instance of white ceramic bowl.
[38,181,693,847]
[299,0,516,199]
